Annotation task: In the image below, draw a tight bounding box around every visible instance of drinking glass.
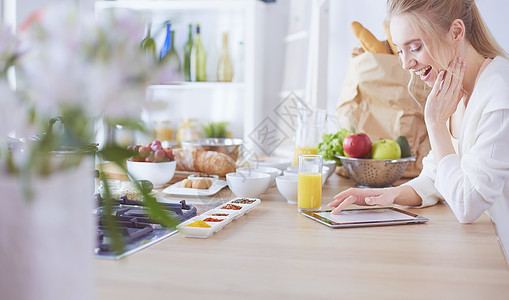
[297,154,323,212]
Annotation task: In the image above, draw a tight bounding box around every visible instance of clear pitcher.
[293,108,340,165]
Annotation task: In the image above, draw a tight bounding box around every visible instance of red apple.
[342,133,372,158]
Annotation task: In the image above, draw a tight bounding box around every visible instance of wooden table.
[95,173,509,299]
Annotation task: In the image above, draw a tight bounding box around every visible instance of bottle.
[183,24,193,81]
[190,24,207,82]
[167,29,182,74]
[159,21,172,61]
[217,32,234,82]
[153,120,174,142]
[140,22,156,61]
[177,118,200,145]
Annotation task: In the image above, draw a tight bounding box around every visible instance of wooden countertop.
[95,172,509,299]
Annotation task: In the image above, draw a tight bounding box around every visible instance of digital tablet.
[301,207,428,228]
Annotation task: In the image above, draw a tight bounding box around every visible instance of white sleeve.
[435,109,509,223]
[402,150,444,207]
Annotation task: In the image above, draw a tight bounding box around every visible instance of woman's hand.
[424,56,466,163]
[327,187,400,214]
[424,57,466,126]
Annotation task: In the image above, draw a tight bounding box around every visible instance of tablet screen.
[302,207,428,228]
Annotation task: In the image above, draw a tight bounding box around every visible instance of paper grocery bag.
[336,52,431,178]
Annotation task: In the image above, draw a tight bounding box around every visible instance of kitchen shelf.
[95,0,267,145]
[95,0,259,12]
[149,82,245,90]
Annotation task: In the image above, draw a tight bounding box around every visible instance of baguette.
[383,21,398,55]
[350,21,391,54]
[173,148,236,176]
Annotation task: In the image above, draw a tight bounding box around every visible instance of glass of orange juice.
[297,154,323,212]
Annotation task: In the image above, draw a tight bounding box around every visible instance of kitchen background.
[3,0,509,157]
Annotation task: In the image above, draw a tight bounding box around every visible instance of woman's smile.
[414,65,434,84]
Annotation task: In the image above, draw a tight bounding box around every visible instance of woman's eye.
[410,45,422,53]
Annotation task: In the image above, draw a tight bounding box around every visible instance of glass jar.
[153,120,174,142]
[177,118,200,145]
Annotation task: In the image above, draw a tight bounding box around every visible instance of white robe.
[403,56,509,257]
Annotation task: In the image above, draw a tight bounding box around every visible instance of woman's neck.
[461,46,487,95]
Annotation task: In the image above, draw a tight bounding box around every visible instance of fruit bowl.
[335,155,415,188]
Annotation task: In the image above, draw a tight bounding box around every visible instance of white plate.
[162,179,228,196]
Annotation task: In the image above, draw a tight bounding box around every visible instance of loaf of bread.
[350,21,391,54]
[192,178,212,189]
[383,21,398,55]
[173,148,236,176]
[182,179,193,188]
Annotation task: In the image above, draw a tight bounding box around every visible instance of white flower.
[0,80,36,142]
[18,3,167,122]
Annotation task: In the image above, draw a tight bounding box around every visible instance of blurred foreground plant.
[0,3,177,254]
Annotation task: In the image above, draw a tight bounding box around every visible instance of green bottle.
[217,32,233,82]
[190,23,207,82]
[167,29,182,74]
[183,24,193,81]
[140,22,156,61]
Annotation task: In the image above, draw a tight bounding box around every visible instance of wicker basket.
[335,155,416,188]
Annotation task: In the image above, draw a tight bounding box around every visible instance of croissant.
[350,21,391,54]
[173,148,236,176]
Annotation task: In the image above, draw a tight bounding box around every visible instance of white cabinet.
[95,0,267,145]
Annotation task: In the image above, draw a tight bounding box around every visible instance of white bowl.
[249,157,291,171]
[226,171,270,198]
[237,166,281,187]
[275,175,298,204]
[284,167,329,185]
[323,160,337,179]
[283,168,298,177]
[126,160,176,188]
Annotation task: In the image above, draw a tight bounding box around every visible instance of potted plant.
[0,4,177,300]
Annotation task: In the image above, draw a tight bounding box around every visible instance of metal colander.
[335,155,416,188]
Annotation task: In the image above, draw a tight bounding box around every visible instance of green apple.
[371,139,401,159]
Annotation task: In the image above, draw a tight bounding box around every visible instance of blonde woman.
[328,0,509,255]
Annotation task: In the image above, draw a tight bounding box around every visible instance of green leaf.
[98,143,133,163]
[143,193,178,228]
[105,118,146,132]
[202,121,229,138]
[316,128,352,165]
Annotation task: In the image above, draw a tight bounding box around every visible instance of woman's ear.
[449,19,465,43]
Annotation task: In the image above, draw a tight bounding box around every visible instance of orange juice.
[293,146,317,166]
[298,172,322,211]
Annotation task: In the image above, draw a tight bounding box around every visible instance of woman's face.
[390,14,451,87]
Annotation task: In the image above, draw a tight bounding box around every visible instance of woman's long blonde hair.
[387,0,507,109]
[387,0,507,61]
